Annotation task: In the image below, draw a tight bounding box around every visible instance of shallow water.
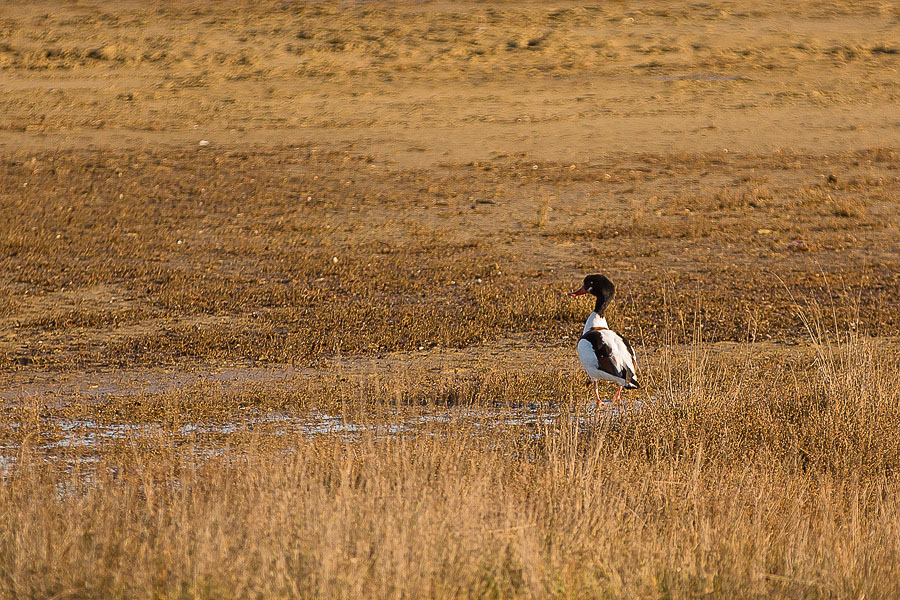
[1,399,645,471]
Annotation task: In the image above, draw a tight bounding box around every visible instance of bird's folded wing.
[581,330,627,380]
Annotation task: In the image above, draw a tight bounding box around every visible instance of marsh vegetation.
[2,0,900,597]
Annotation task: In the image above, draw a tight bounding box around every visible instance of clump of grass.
[0,295,16,317]
[713,184,773,209]
[828,196,868,218]
[533,196,552,228]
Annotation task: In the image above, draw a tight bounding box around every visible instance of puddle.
[1,400,647,467]
[0,397,661,489]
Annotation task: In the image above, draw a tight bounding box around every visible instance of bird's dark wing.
[580,330,625,380]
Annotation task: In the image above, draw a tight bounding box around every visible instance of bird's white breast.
[582,312,608,334]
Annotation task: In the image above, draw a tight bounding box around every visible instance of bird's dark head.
[569,274,616,314]
[569,274,615,300]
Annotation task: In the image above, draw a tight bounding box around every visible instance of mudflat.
[3,1,900,598]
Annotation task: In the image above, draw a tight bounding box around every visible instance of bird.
[569,274,639,403]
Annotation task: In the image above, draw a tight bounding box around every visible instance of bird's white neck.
[582,312,608,334]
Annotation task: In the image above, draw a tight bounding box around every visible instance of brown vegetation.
[2,0,900,597]
[6,330,900,598]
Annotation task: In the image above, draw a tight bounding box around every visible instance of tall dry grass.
[4,319,900,599]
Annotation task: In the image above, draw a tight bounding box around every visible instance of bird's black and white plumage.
[569,274,639,403]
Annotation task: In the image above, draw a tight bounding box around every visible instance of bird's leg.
[613,386,622,404]
[593,380,601,403]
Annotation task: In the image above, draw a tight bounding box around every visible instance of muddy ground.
[1,0,899,403]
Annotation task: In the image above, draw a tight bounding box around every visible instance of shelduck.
[569,274,639,403]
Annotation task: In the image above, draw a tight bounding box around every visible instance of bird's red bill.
[569,287,589,297]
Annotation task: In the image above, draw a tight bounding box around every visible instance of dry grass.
[5,326,900,599]
[4,0,900,597]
